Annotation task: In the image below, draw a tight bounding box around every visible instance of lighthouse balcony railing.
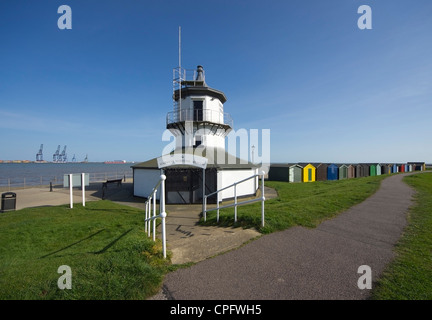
[173,67,205,88]
[166,109,233,128]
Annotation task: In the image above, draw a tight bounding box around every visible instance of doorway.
[165,168,217,204]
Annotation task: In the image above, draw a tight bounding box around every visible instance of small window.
[193,100,203,121]
[194,135,202,147]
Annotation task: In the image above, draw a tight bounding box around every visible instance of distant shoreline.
[0,161,136,164]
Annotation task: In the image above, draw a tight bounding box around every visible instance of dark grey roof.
[173,86,227,104]
[132,147,258,170]
[173,65,227,103]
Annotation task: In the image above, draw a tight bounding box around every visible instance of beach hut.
[399,164,405,173]
[355,164,364,178]
[392,164,398,173]
[327,164,339,181]
[347,164,355,179]
[289,164,303,183]
[376,164,382,176]
[301,163,316,183]
[338,164,348,180]
[268,164,290,181]
[362,164,370,177]
[315,163,328,181]
[369,164,377,176]
[384,164,392,174]
[408,162,426,171]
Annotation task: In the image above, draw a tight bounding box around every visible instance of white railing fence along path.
[144,174,167,259]
[203,171,266,227]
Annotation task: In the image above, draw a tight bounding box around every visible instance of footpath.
[153,172,418,300]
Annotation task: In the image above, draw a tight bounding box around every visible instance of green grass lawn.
[201,175,387,233]
[0,201,171,300]
[371,172,432,299]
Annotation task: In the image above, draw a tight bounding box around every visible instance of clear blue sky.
[1,0,431,163]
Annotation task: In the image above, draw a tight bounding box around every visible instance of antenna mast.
[178,26,182,117]
[178,26,181,69]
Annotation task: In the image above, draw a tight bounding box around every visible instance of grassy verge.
[0,200,175,300]
[371,172,432,299]
[200,175,387,233]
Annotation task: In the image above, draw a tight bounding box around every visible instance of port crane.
[36,144,43,161]
[53,145,61,162]
[60,145,67,163]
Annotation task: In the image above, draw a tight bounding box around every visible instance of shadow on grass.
[93,228,133,254]
[39,229,106,259]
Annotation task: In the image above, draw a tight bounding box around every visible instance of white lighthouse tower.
[167,65,232,151]
[132,65,259,204]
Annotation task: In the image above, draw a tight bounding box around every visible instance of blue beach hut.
[327,164,339,181]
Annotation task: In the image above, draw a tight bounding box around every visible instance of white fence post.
[161,175,166,259]
[202,168,205,221]
[82,173,86,207]
[234,183,237,223]
[216,194,220,223]
[204,195,207,222]
[145,202,148,233]
[143,174,167,259]
[261,171,265,227]
[69,174,73,209]
[148,196,152,237]
[152,190,157,242]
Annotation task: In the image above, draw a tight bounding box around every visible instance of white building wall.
[219,169,258,200]
[179,96,226,149]
[133,169,162,200]
[181,96,224,123]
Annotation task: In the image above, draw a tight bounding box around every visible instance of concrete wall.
[218,169,258,201]
[133,169,162,200]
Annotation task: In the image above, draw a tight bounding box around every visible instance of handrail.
[166,109,233,128]
[203,171,266,227]
[144,174,167,259]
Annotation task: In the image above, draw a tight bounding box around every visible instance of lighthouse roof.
[173,65,227,103]
[131,147,258,170]
[173,86,227,104]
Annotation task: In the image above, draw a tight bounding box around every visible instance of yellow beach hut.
[300,163,316,183]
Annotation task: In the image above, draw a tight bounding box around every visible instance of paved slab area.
[154,173,419,300]
[4,185,101,210]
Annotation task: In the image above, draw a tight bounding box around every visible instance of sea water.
[0,162,134,188]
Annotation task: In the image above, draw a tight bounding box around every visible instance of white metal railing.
[173,67,204,89]
[166,109,233,128]
[203,171,266,227]
[144,175,167,259]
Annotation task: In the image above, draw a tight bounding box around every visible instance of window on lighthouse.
[193,100,203,121]
[194,135,202,147]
